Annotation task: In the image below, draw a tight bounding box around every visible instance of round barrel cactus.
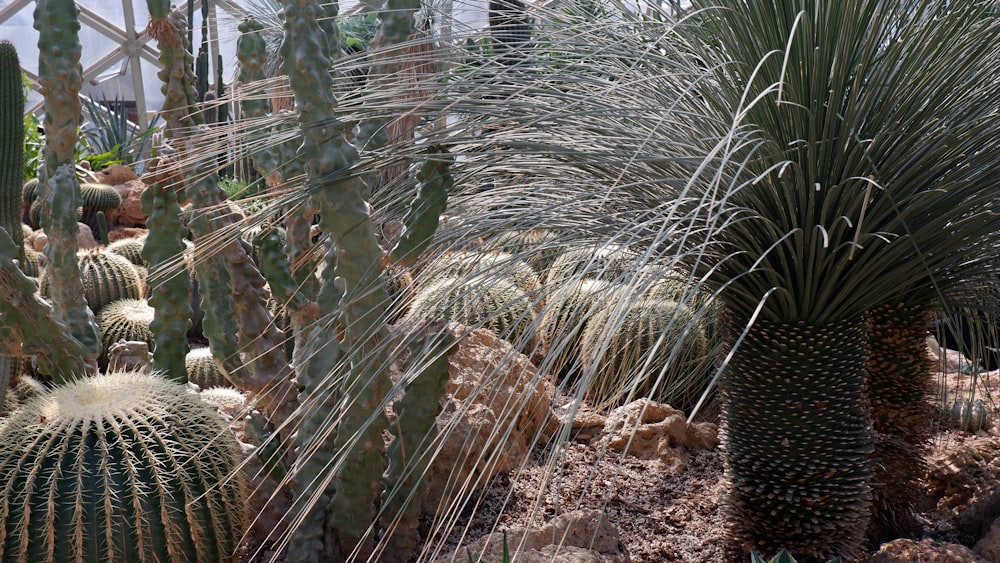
[420,251,542,304]
[105,236,147,266]
[546,243,638,284]
[578,298,711,410]
[40,250,143,314]
[483,229,564,276]
[0,370,247,562]
[95,298,156,359]
[186,346,229,389]
[405,276,536,349]
[537,279,614,376]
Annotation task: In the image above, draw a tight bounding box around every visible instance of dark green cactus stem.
[354,0,420,154]
[280,0,394,559]
[0,227,88,383]
[95,210,109,245]
[379,325,455,561]
[243,408,288,481]
[34,0,101,370]
[388,147,453,265]
[147,3,296,422]
[236,17,279,174]
[0,41,24,265]
[140,160,192,381]
[0,41,24,401]
[0,371,248,562]
[286,310,342,561]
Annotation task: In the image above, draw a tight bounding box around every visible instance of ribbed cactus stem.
[388,147,453,265]
[34,0,101,369]
[147,4,297,424]
[379,325,455,561]
[236,17,281,179]
[0,41,24,264]
[287,311,343,561]
[353,0,420,153]
[0,227,88,382]
[280,0,393,558]
[140,160,192,382]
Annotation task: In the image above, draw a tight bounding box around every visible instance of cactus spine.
[34,0,101,369]
[0,371,248,562]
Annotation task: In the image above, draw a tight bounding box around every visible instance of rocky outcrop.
[388,322,558,516]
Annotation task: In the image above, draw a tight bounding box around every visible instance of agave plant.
[676,0,1000,558]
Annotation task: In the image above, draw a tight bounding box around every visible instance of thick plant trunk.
[866,303,933,544]
[721,313,873,562]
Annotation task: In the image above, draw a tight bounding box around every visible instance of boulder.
[596,399,719,470]
[388,322,557,516]
[106,179,149,228]
[25,223,97,252]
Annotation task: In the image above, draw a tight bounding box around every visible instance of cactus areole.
[0,371,248,563]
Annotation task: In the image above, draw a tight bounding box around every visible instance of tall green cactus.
[0,41,24,264]
[34,0,101,370]
[147,1,297,422]
[140,157,193,381]
[0,371,248,562]
[0,40,25,408]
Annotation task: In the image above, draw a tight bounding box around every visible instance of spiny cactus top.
[0,370,248,563]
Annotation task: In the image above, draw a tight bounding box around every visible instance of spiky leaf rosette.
[865,303,934,543]
[39,250,143,315]
[95,298,156,360]
[186,346,228,390]
[578,298,710,410]
[721,315,872,562]
[405,277,536,351]
[0,371,247,563]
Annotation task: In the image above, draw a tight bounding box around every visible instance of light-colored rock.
[867,538,987,562]
[445,509,629,563]
[106,179,149,227]
[95,163,139,185]
[25,223,97,252]
[106,340,152,373]
[597,399,719,469]
[389,322,557,516]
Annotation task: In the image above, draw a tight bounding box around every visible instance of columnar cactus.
[0,371,248,562]
[33,0,101,369]
[140,157,192,381]
[379,325,455,561]
[0,227,88,382]
[146,1,296,419]
[0,40,24,264]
